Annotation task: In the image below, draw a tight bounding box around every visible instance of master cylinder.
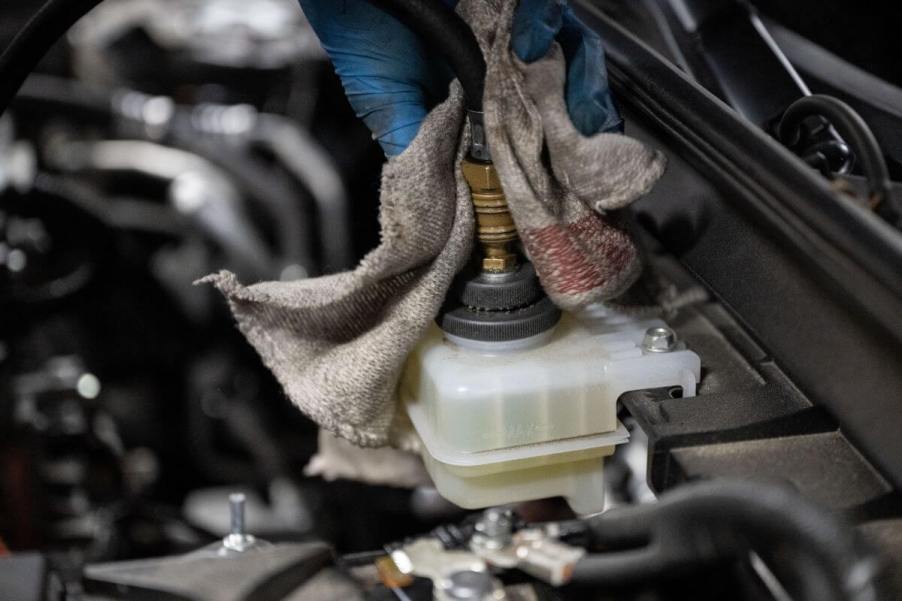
[400,156,701,514]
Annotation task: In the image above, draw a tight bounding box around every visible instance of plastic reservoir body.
[400,310,701,514]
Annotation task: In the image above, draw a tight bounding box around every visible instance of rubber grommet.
[452,262,542,311]
[438,296,562,342]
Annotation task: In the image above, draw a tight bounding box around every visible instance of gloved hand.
[299,0,622,157]
[512,0,623,137]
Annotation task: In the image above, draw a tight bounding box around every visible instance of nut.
[483,255,517,273]
[461,160,501,192]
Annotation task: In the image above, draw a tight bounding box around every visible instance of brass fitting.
[461,158,518,273]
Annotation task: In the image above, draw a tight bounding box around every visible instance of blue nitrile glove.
[512,0,623,136]
[299,0,622,157]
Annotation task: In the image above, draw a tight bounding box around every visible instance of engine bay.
[2,1,902,600]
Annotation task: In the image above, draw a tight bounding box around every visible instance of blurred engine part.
[2,356,122,556]
[68,0,325,113]
[16,75,353,279]
[1,0,396,578]
[71,0,322,72]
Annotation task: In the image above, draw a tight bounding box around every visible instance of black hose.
[779,95,893,211]
[0,0,105,117]
[367,0,486,112]
[571,480,884,601]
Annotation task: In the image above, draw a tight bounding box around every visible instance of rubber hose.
[0,0,105,116]
[367,0,486,111]
[572,480,883,601]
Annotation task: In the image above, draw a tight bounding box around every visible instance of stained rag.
[203,0,665,448]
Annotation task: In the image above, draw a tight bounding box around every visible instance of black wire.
[0,0,105,117]
[778,95,893,211]
[367,0,486,112]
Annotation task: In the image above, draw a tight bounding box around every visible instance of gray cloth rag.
[202,0,665,449]
[305,430,431,488]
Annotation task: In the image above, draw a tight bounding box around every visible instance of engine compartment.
[2,1,902,600]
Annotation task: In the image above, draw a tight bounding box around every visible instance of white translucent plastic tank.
[400,308,701,514]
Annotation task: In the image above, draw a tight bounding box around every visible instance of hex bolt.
[643,327,677,353]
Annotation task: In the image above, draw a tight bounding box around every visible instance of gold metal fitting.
[461,158,518,273]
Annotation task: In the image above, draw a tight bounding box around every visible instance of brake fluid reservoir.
[400,309,700,514]
[406,158,701,513]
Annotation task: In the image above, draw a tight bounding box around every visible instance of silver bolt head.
[643,327,677,353]
[445,570,494,600]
